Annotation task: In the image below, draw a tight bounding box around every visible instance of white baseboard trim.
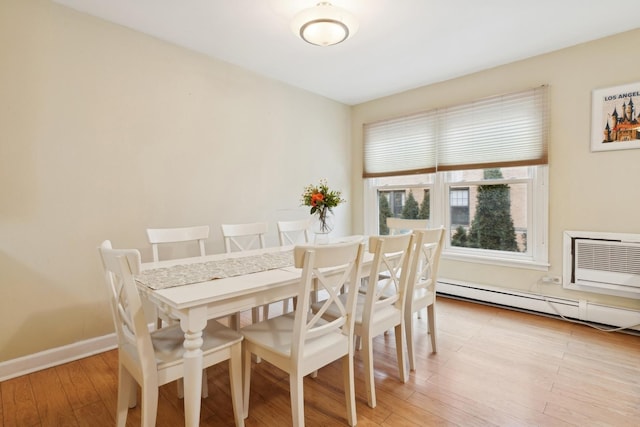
[437,278,640,332]
[0,333,117,382]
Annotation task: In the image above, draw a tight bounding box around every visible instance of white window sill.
[442,251,549,271]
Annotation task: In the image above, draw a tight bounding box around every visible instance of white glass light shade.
[291,2,359,46]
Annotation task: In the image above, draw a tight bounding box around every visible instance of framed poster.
[591,81,640,152]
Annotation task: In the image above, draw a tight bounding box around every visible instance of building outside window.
[449,187,469,227]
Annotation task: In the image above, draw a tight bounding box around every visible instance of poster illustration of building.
[591,82,640,151]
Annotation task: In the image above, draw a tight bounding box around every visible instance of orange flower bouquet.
[301,179,345,233]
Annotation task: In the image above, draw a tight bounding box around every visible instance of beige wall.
[351,28,640,312]
[0,0,352,361]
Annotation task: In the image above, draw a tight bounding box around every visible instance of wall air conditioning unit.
[563,231,640,299]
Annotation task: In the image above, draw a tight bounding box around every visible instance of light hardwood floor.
[2,297,639,426]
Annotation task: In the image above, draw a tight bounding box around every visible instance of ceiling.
[52,0,640,105]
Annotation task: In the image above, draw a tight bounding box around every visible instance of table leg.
[181,307,207,427]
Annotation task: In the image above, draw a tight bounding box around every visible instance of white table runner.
[136,250,294,290]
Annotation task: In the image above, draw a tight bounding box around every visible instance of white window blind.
[363,86,548,177]
[363,111,437,177]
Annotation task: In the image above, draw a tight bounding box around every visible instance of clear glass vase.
[311,208,334,244]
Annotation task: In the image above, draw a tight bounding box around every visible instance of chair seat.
[242,313,349,366]
[150,321,243,368]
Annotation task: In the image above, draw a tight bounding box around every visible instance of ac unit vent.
[576,240,640,276]
[563,231,640,299]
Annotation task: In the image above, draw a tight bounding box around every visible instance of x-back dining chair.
[146,225,210,263]
[241,241,365,427]
[221,222,267,253]
[277,218,312,312]
[313,233,414,408]
[277,218,312,246]
[386,217,429,235]
[220,221,269,325]
[146,225,210,328]
[97,241,244,427]
[145,225,215,397]
[405,227,445,370]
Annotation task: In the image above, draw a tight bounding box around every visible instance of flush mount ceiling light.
[291,2,359,47]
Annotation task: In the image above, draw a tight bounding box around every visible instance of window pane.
[450,187,470,225]
[450,180,528,253]
[377,187,431,235]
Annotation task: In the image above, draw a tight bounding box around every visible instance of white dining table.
[136,240,371,427]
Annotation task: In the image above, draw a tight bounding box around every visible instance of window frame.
[364,165,549,270]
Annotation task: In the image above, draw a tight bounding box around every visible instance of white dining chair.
[386,217,429,235]
[277,218,312,246]
[313,233,414,408]
[97,241,244,427]
[221,222,269,324]
[221,222,267,253]
[146,225,209,262]
[277,218,312,312]
[241,240,365,427]
[146,225,210,329]
[405,227,445,370]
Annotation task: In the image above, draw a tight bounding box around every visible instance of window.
[365,166,548,268]
[449,188,469,226]
[363,87,549,268]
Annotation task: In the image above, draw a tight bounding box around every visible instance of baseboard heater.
[436,279,640,333]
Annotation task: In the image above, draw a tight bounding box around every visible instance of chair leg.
[362,335,376,408]
[427,303,438,353]
[242,345,252,419]
[394,324,408,383]
[249,311,262,363]
[201,369,209,399]
[116,365,134,427]
[228,344,245,426]
[177,378,184,399]
[405,309,416,371]
[341,354,357,426]
[176,369,208,399]
[355,335,362,351]
[290,371,305,427]
[230,313,240,331]
[140,378,159,427]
